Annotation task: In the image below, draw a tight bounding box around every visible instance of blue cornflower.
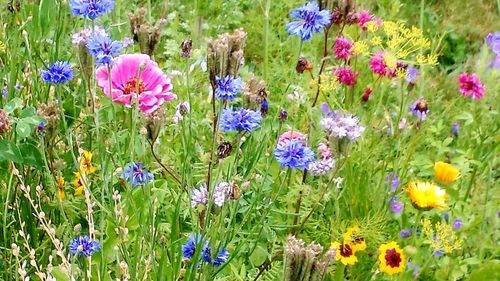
[41,61,73,84]
[202,244,212,263]
[182,233,204,260]
[68,235,100,257]
[285,1,331,41]
[121,162,153,187]
[220,107,262,133]
[86,35,122,65]
[70,0,114,20]
[274,140,315,170]
[215,76,242,100]
[213,248,229,266]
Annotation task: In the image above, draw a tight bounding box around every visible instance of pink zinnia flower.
[278,131,306,146]
[458,73,485,100]
[369,52,387,76]
[334,66,357,86]
[96,54,176,114]
[358,10,382,30]
[333,36,353,60]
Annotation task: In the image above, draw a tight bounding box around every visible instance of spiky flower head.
[434,161,460,184]
[41,61,73,84]
[69,235,100,257]
[285,2,331,41]
[405,181,447,210]
[70,0,114,20]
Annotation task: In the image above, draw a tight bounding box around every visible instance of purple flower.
[434,250,445,258]
[213,248,229,266]
[385,172,400,192]
[409,97,429,121]
[388,196,404,215]
[70,0,114,20]
[182,233,203,259]
[285,1,331,41]
[122,37,134,48]
[405,67,419,84]
[219,107,262,133]
[86,35,122,65]
[485,32,500,54]
[41,61,73,84]
[191,184,208,208]
[72,27,108,45]
[452,122,459,137]
[452,219,462,231]
[274,140,315,170]
[121,162,153,187]
[69,235,100,257]
[308,158,335,176]
[215,75,242,100]
[213,182,229,207]
[320,103,365,141]
[400,228,412,238]
[443,213,450,222]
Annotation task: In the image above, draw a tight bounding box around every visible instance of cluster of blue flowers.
[70,0,114,20]
[86,34,122,65]
[121,162,154,187]
[215,75,242,100]
[220,107,262,133]
[274,140,315,170]
[41,61,73,84]
[285,1,331,41]
[69,235,100,257]
[181,233,229,267]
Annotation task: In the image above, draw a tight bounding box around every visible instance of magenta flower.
[333,36,353,60]
[278,131,306,146]
[358,11,382,31]
[458,73,485,100]
[369,52,388,76]
[334,66,357,86]
[96,54,176,114]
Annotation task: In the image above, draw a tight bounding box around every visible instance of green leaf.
[4,97,22,114]
[468,261,500,280]
[0,140,23,163]
[249,245,268,267]
[19,107,36,118]
[19,143,44,169]
[16,120,32,139]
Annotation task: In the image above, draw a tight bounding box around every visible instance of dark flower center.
[415,100,428,112]
[124,78,145,95]
[385,248,402,267]
[339,243,353,257]
[352,236,364,244]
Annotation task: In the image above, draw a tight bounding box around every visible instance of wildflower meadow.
[1,0,499,280]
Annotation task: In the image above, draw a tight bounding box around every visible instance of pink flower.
[278,131,306,146]
[333,37,353,60]
[96,54,176,114]
[362,87,372,102]
[458,73,485,100]
[334,66,357,86]
[358,10,382,30]
[369,52,388,76]
[317,143,332,159]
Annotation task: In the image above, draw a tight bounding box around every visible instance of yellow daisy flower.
[56,176,65,201]
[79,150,96,175]
[330,242,358,265]
[434,161,460,184]
[342,226,366,252]
[72,172,84,195]
[378,241,405,275]
[405,181,447,210]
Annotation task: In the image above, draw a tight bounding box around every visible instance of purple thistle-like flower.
[308,158,335,176]
[191,184,208,208]
[213,248,229,266]
[388,196,404,215]
[274,140,315,170]
[41,61,73,84]
[219,107,262,133]
[70,0,114,20]
[68,235,100,257]
[285,1,331,41]
[409,97,429,121]
[215,76,242,100]
[121,162,153,187]
[86,35,122,65]
[385,172,400,193]
[320,103,365,141]
[452,219,462,231]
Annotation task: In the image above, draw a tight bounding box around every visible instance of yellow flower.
[370,36,382,46]
[342,226,366,252]
[366,21,379,32]
[351,41,368,55]
[318,74,339,93]
[383,53,398,70]
[405,181,447,210]
[421,219,463,254]
[434,161,460,184]
[56,176,65,201]
[330,242,358,265]
[0,41,5,53]
[378,241,405,275]
[72,172,84,195]
[79,150,96,175]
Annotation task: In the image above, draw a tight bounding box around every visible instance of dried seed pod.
[217,141,232,159]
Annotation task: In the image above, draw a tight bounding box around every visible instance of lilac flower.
[68,235,100,257]
[173,101,190,123]
[41,61,73,84]
[308,158,335,176]
[213,182,230,207]
[274,140,315,170]
[452,219,462,231]
[434,250,445,258]
[485,32,500,54]
[70,0,114,20]
[213,248,229,266]
[121,162,153,187]
[215,75,242,100]
[388,196,404,215]
[86,35,122,65]
[409,97,429,121]
[385,172,400,192]
[285,1,331,41]
[71,27,108,45]
[452,122,459,137]
[191,184,208,208]
[122,37,134,48]
[400,228,412,238]
[320,103,365,141]
[405,67,419,84]
[1,87,7,98]
[219,107,262,133]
